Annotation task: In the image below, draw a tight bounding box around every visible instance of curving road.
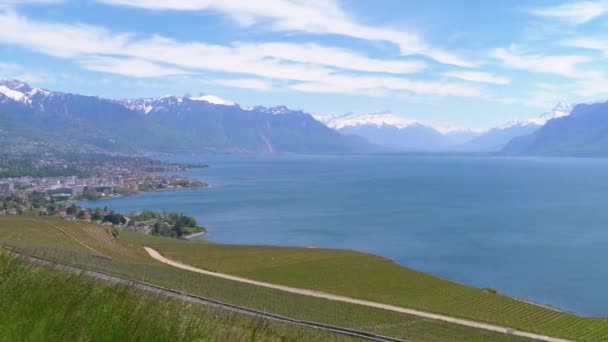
[145,247,573,342]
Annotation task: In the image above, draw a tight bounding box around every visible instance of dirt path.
[144,246,572,342]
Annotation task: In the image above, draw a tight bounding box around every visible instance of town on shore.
[0,152,207,239]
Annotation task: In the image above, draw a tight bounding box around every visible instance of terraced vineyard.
[127,232,608,341]
[1,216,603,341]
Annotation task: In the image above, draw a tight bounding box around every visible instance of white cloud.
[563,37,608,56]
[290,74,484,97]
[490,45,592,78]
[444,71,510,85]
[0,0,64,5]
[214,78,273,91]
[234,42,427,74]
[0,10,130,58]
[528,1,608,24]
[79,56,189,77]
[97,0,474,67]
[0,10,483,97]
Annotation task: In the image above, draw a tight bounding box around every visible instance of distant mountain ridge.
[317,112,479,151]
[460,103,574,152]
[0,79,375,154]
[503,101,608,156]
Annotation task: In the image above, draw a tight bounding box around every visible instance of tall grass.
[0,252,349,342]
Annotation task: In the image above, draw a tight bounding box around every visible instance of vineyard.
[0,252,357,342]
[133,234,608,341]
[1,216,605,341]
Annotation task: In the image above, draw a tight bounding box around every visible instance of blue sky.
[1,0,608,130]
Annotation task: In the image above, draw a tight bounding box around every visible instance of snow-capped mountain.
[0,79,374,154]
[189,94,234,106]
[316,111,478,151]
[0,79,53,104]
[461,102,575,152]
[318,111,416,130]
[500,102,573,129]
[503,101,608,156]
[119,93,235,115]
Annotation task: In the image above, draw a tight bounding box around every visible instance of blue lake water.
[79,154,608,316]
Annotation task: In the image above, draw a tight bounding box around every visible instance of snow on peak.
[0,85,28,102]
[0,79,51,104]
[318,111,417,130]
[501,102,574,129]
[189,94,235,106]
[0,79,32,93]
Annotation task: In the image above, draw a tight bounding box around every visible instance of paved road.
[145,247,573,342]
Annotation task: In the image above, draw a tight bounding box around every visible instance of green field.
[0,216,597,341]
[0,251,352,342]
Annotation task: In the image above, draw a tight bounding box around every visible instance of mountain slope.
[461,103,573,152]
[0,79,373,154]
[503,101,608,156]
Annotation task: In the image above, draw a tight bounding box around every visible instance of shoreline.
[184,231,207,240]
[77,184,208,202]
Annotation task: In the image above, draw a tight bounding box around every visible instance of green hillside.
[0,252,353,342]
[0,216,565,341]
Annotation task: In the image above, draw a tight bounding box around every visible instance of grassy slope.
[128,232,608,341]
[0,252,353,342]
[0,216,545,341]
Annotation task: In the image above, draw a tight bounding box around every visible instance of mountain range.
[317,112,478,151]
[1,78,606,156]
[460,102,573,152]
[503,101,608,156]
[0,79,373,154]
[316,103,574,153]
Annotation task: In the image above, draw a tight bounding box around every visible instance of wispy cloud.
[289,74,484,97]
[78,56,189,77]
[0,10,482,97]
[96,0,474,67]
[563,37,608,56]
[234,42,427,74]
[214,78,273,91]
[490,45,592,78]
[444,71,510,85]
[528,1,608,24]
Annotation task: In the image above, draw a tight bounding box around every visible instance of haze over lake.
[80,155,608,316]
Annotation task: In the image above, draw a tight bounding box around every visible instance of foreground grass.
[0,216,547,341]
[0,252,346,342]
[128,231,608,341]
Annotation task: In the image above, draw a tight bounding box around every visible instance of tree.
[66,204,78,215]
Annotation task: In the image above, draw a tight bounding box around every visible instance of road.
[145,247,573,342]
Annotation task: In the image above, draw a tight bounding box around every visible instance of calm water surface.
[80,154,608,316]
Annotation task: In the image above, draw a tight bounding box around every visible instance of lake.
[79,154,608,316]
